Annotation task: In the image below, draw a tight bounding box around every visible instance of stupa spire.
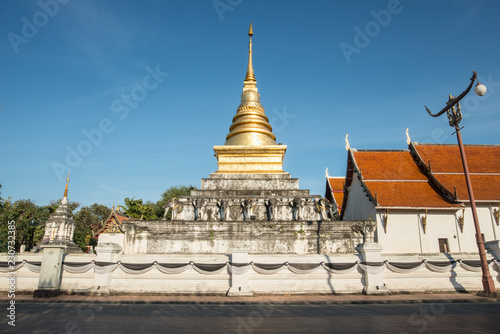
[243,22,256,87]
[213,24,288,173]
[224,23,277,146]
[62,171,70,204]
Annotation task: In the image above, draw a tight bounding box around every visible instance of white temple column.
[357,242,389,295]
[227,249,253,296]
[91,243,122,295]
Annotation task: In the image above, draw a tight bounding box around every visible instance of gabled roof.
[326,177,345,213]
[93,209,131,238]
[339,148,461,219]
[411,143,500,202]
[331,139,500,219]
[354,149,460,208]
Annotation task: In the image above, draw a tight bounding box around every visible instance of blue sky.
[1,0,499,208]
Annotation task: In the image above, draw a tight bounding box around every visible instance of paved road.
[2,302,499,333]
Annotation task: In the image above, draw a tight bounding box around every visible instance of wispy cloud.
[98,183,129,195]
[63,1,140,65]
[70,83,137,106]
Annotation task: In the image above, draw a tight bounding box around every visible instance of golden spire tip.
[63,170,70,198]
[244,22,256,85]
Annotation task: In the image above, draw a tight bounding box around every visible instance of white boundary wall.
[1,253,499,295]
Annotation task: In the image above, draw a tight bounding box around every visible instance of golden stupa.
[213,23,287,174]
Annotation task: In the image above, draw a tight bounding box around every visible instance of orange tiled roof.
[427,174,500,202]
[350,150,460,208]
[353,151,427,180]
[115,212,132,223]
[327,177,345,211]
[413,144,500,201]
[364,181,460,208]
[414,144,500,174]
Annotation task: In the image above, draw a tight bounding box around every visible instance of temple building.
[326,133,500,255]
[93,206,131,246]
[119,23,349,255]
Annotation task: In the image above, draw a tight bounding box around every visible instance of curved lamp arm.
[425,71,477,117]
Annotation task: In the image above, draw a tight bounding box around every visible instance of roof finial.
[406,128,411,145]
[325,167,329,178]
[345,134,350,151]
[243,22,256,88]
[63,171,70,199]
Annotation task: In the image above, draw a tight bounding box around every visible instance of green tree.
[0,199,52,252]
[0,193,82,252]
[153,185,196,219]
[73,203,110,251]
[122,197,157,220]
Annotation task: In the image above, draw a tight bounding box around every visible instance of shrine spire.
[62,171,70,203]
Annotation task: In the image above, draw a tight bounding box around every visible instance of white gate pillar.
[91,243,122,295]
[227,249,253,296]
[357,242,389,294]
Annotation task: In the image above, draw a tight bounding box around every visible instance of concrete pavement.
[2,292,499,305]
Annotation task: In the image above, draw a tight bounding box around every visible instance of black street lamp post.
[425,71,496,293]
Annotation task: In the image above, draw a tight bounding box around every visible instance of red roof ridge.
[433,172,500,175]
[409,141,458,203]
[364,179,428,182]
[375,205,463,210]
[356,149,409,152]
[414,142,500,148]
